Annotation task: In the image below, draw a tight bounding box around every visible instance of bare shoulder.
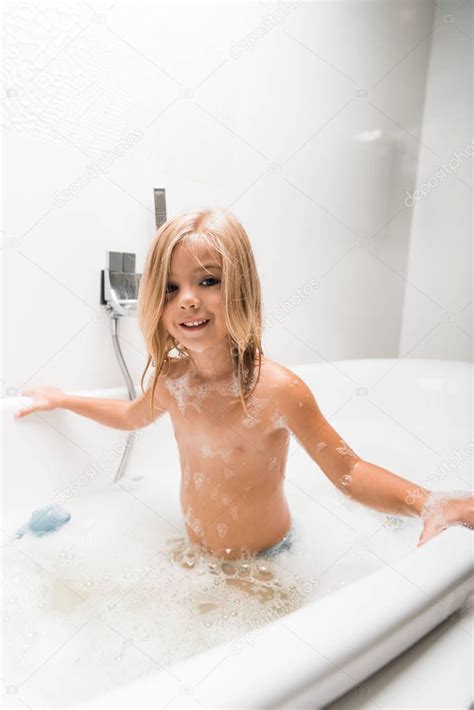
[127,359,184,428]
[257,357,316,408]
[142,357,188,410]
[257,357,303,389]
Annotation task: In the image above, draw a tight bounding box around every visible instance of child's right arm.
[14,379,170,431]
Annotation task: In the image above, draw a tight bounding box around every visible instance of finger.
[418,531,440,546]
[15,405,36,418]
[417,521,447,547]
[417,530,427,547]
[14,408,29,419]
[417,518,436,547]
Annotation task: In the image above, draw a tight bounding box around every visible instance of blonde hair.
[137,208,264,420]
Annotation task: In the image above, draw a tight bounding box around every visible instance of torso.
[162,355,292,559]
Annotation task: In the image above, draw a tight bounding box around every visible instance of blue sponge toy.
[16,504,71,539]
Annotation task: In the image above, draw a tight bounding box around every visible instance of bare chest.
[167,384,289,485]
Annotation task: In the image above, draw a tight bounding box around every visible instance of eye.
[165,276,220,295]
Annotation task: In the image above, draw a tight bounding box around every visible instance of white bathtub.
[2,358,473,708]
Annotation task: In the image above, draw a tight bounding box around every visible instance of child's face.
[162,241,228,353]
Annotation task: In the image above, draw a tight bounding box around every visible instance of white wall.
[400,0,472,362]
[4,0,460,398]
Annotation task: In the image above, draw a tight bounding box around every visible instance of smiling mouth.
[179,318,210,332]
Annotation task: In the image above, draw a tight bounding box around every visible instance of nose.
[178,286,201,311]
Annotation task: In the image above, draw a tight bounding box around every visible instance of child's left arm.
[277,370,474,546]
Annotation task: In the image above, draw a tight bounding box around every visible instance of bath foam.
[420,489,473,527]
[216,522,228,538]
[272,412,288,429]
[268,456,279,471]
[201,445,233,463]
[193,472,205,491]
[202,444,213,458]
[3,477,423,708]
[183,504,204,537]
[335,439,358,458]
[241,394,270,428]
[164,369,242,416]
[183,462,191,487]
[4,508,311,700]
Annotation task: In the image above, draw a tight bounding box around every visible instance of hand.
[417,492,474,547]
[14,386,65,419]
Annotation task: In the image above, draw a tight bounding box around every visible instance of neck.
[185,338,236,383]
